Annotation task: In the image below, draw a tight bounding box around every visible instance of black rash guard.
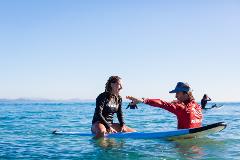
[201,98,211,109]
[201,99,207,109]
[92,92,125,129]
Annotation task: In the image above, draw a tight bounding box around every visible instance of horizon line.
[0,98,240,103]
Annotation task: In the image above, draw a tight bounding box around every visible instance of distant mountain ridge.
[0,98,95,102]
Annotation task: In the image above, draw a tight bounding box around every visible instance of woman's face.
[111,80,123,95]
[175,92,188,102]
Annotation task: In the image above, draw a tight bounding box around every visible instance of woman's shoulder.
[96,92,108,104]
[97,92,108,99]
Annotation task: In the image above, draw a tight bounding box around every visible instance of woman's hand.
[107,127,117,133]
[126,96,144,105]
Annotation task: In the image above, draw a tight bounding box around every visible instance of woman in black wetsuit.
[91,76,136,138]
[201,94,211,109]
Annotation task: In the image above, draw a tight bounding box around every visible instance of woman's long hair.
[184,91,195,101]
[104,76,122,104]
[181,83,195,101]
[105,76,121,93]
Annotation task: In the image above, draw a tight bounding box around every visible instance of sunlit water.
[0,100,239,159]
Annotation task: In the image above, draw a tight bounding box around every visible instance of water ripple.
[0,102,239,159]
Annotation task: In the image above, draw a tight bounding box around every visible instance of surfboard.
[52,122,226,140]
[204,104,223,110]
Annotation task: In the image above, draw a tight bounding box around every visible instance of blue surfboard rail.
[106,129,189,139]
[52,122,226,139]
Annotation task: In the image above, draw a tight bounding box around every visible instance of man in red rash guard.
[126,82,202,129]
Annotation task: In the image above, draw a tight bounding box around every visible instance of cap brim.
[169,88,192,93]
[169,90,177,93]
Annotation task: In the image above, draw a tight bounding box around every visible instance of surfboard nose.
[218,122,227,130]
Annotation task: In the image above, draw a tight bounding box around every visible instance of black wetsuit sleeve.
[117,99,125,126]
[95,95,111,129]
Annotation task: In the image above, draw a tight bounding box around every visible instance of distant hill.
[0,98,94,103]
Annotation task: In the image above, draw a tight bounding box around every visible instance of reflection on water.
[90,136,228,160]
[95,138,125,149]
[173,138,226,160]
[174,139,205,159]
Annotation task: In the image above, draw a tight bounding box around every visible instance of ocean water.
[0,100,239,160]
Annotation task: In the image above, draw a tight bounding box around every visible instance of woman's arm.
[144,99,178,114]
[126,96,178,115]
[95,95,111,129]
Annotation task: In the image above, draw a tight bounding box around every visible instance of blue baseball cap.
[169,82,192,93]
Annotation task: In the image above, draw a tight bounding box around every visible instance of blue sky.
[0,0,239,101]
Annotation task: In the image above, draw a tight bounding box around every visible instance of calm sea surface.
[0,100,239,159]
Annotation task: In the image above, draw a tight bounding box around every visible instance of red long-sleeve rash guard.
[144,99,203,129]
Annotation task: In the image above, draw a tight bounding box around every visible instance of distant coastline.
[0,98,239,104]
[0,98,95,103]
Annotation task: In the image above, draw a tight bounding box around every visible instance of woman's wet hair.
[105,76,121,92]
[203,94,207,98]
[183,91,195,100]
